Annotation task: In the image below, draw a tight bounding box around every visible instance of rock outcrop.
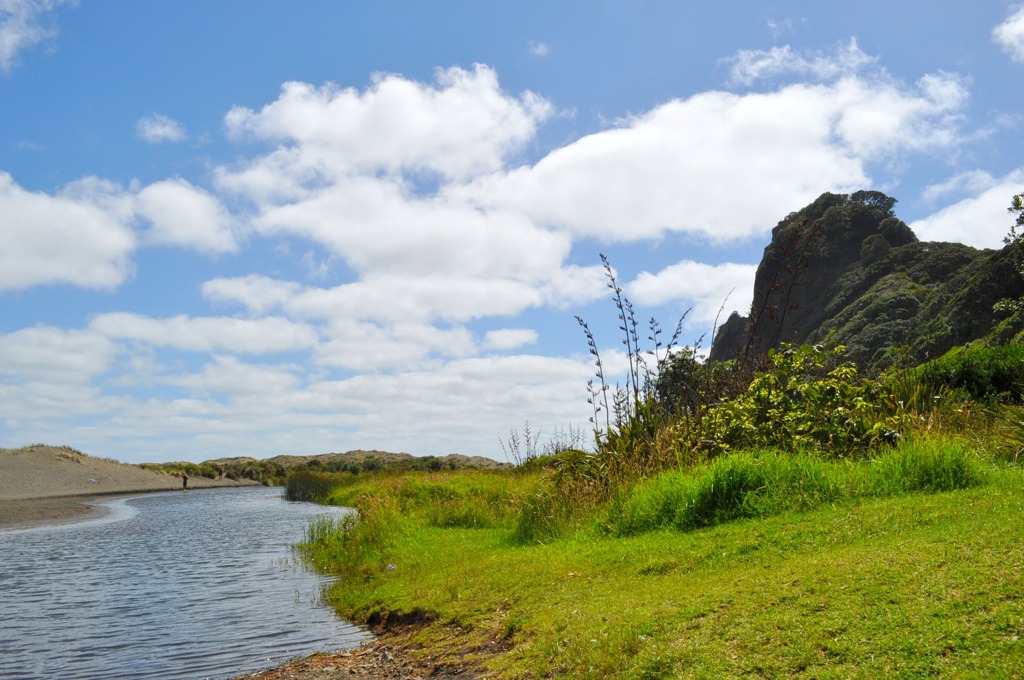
[710,191,1024,367]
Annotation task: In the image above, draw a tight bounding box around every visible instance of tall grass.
[285,470,350,502]
[605,441,984,537]
[297,492,402,578]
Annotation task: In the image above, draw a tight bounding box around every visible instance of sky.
[3,1,1024,464]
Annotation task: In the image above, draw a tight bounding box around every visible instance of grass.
[296,444,1024,677]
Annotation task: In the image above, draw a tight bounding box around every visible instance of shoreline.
[0,485,267,531]
[1,445,266,530]
[0,494,115,531]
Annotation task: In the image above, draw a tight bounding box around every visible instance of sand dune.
[0,445,261,529]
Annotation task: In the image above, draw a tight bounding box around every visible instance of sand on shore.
[0,445,262,530]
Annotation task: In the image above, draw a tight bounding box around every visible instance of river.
[0,486,371,679]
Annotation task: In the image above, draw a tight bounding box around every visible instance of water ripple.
[0,487,371,679]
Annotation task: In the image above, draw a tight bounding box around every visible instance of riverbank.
[286,462,1024,677]
[239,624,487,679]
[0,444,261,529]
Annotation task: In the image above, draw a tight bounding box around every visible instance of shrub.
[286,471,346,502]
[702,344,906,457]
[915,344,1024,404]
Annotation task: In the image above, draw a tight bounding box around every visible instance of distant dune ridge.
[0,445,509,505]
[0,445,259,503]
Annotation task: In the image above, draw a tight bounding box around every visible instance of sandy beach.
[0,445,261,530]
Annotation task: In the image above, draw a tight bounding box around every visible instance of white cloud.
[0,325,117,382]
[910,169,1024,248]
[725,38,876,87]
[167,355,302,395]
[253,176,570,278]
[90,313,319,354]
[456,70,967,243]
[539,265,609,308]
[528,40,551,57]
[0,0,71,73]
[0,171,246,294]
[628,260,758,324]
[301,354,595,456]
[0,172,136,292]
[135,113,188,143]
[289,275,544,324]
[994,6,1024,63]
[484,328,538,351]
[316,319,476,371]
[135,178,237,253]
[767,18,803,40]
[221,64,553,185]
[202,275,302,315]
[921,170,1005,204]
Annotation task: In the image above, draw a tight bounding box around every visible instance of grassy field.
[294,450,1024,678]
[290,340,1024,677]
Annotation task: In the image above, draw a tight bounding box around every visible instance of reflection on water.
[0,486,371,680]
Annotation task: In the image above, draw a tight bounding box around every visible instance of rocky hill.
[710,191,1024,367]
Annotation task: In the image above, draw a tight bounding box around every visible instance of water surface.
[0,486,370,679]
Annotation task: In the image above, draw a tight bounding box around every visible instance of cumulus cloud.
[0,0,71,73]
[252,176,570,278]
[456,70,967,243]
[0,325,117,382]
[725,38,876,87]
[910,169,1024,248]
[202,275,302,315]
[0,172,136,292]
[994,6,1024,63]
[210,65,600,339]
[90,313,319,354]
[220,64,552,185]
[135,178,237,253]
[167,355,302,395]
[135,113,188,143]
[316,319,476,371]
[0,171,247,294]
[628,260,758,324]
[484,328,538,351]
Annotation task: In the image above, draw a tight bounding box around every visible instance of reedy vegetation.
[291,252,1024,677]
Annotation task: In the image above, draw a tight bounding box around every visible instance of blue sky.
[3,1,1024,463]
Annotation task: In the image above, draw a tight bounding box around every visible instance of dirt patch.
[238,621,512,680]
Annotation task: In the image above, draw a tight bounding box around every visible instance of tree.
[1008,193,1024,244]
[994,192,1024,313]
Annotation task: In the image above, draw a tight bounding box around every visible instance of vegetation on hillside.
[286,190,1024,676]
[711,190,1024,367]
[141,450,509,486]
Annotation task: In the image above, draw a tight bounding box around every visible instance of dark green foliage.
[285,471,347,502]
[711,190,1024,369]
[361,456,383,472]
[914,344,1024,403]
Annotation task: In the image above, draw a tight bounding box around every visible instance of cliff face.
[710,191,1024,366]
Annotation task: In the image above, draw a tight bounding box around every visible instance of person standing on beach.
[182,474,188,491]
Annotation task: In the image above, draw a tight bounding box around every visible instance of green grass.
[297,447,1024,677]
[605,441,985,536]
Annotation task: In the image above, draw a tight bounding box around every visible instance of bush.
[286,471,346,502]
[702,344,906,457]
[915,344,1024,404]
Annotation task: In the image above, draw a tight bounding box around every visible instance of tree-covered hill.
[711,190,1024,366]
